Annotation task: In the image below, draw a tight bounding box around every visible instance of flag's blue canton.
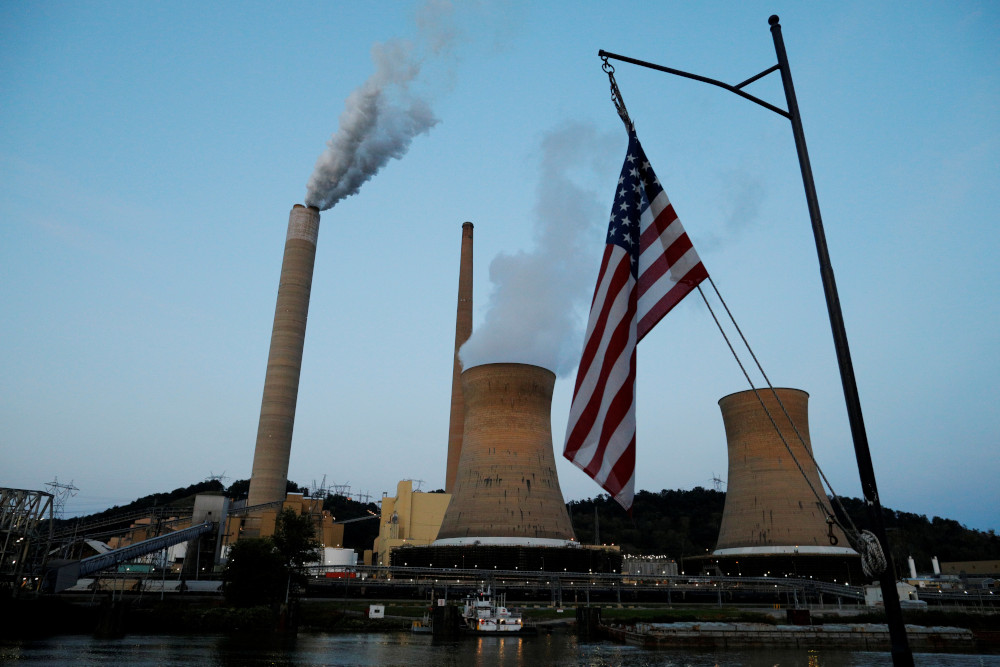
[606,132,663,279]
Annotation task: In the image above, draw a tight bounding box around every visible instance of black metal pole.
[600,14,914,666]
[767,15,913,664]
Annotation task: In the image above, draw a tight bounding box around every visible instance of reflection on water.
[2,631,998,666]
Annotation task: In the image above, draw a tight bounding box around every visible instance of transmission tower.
[205,471,230,486]
[711,473,726,492]
[44,477,79,519]
[310,475,330,498]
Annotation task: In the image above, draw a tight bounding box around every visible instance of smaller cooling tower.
[435,363,576,546]
[714,388,854,557]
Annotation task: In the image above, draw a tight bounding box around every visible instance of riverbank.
[590,608,1000,654]
[3,593,998,650]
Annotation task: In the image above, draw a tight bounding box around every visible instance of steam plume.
[305,3,455,210]
[460,122,618,376]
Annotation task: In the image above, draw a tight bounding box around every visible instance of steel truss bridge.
[3,490,291,594]
[1,488,54,590]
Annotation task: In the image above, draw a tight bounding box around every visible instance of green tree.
[273,509,321,570]
[222,511,320,608]
[222,537,286,607]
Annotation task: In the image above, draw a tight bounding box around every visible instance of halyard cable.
[695,284,831,513]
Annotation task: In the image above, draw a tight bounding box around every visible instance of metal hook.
[600,54,632,131]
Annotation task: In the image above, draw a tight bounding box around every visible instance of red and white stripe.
[637,189,708,341]
[564,162,706,511]
[563,242,638,509]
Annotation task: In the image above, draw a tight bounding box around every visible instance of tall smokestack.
[248,204,320,507]
[445,222,473,493]
[436,363,576,545]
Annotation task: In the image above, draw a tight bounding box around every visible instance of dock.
[601,621,976,652]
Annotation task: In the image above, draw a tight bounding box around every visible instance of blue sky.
[2,1,998,535]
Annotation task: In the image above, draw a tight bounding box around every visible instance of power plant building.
[230,492,342,549]
[373,480,452,566]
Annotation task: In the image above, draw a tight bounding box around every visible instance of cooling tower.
[247,204,320,507]
[445,222,474,493]
[714,388,853,555]
[435,363,576,545]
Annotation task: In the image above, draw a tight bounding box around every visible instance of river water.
[1,631,997,666]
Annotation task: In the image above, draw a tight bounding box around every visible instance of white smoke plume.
[459,122,619,376]
[305,2,456,210]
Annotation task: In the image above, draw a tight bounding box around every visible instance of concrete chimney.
[445,222,474,493]
[248,204,320,507]
[908,555,917,579]
[932,556,940,575]
[714,388,854,556]
[436,363,576,545]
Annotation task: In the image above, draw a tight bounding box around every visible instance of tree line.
[569,488,999,575]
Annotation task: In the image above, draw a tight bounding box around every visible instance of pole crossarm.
[597,49,789,119]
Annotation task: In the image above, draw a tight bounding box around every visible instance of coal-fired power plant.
[710,388,862,581]
[248,204,321,507]
[445,222,474,494]
[436,363,576,545]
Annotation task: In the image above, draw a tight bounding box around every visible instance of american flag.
[563,129,708,511]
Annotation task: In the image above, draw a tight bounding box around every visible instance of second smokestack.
[248,204,321,507]
[445,222,473,493]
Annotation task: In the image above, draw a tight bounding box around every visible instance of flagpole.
[767,16,912,665]
[600,15,913,666]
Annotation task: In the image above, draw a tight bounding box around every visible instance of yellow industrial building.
[372,481,451,566]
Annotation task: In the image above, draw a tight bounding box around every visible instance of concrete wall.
[715,388,848,552]
[436,363,576,544]
[940,560,1000,576]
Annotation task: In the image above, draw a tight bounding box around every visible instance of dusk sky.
[3,2,997,534]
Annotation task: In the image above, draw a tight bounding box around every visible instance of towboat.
[460,587,530,634]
